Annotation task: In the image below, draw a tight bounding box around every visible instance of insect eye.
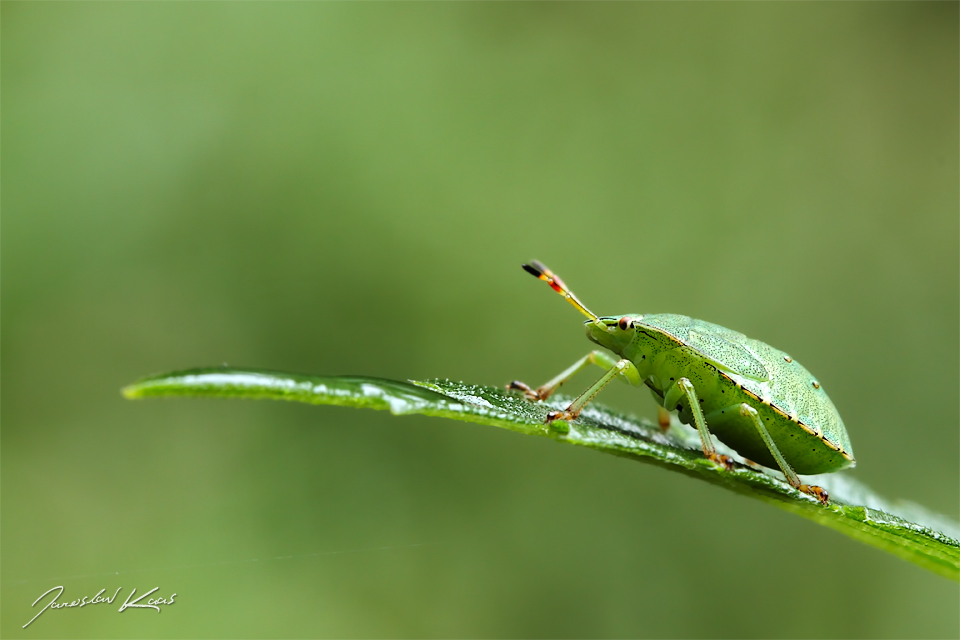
[618,316,632,331]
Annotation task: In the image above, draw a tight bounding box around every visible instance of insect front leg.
[544,358,641,423]
[507,350,621,401]
[738,404,829,505]
[664,378,735,470]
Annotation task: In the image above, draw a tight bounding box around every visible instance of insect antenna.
[522,260,599,322]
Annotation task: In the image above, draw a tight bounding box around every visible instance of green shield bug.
[507,260,855,504]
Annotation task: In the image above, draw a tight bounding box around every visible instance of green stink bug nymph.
[507,260,855,505]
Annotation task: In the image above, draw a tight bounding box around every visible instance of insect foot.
[506,380,543,401]
[545,409,577,423]
[799,484,830,505]
[706,452,736,471]
[543,410,573,435]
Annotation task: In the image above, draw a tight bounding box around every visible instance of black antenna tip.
[521,263,542,278]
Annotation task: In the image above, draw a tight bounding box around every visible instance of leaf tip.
[121,383,143,399]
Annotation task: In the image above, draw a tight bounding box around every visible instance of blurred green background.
[3,3,958,638]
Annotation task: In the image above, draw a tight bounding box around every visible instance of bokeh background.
[3,3,958,638]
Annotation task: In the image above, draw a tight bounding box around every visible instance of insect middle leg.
[507,350,621,401]
[657,407,673,432]
[663,378,735,470]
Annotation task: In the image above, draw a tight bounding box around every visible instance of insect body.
[508,261,854,504]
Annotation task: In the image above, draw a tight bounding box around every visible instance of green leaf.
[123,367,960,581]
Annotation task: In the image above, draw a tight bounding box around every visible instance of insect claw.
[707,452,736,471]
[799,484,830,505]
[545,409,577,423]
[506,380,542,401]
[544,411,572,435]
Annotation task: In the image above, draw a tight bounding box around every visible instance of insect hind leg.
[738,404,829,504]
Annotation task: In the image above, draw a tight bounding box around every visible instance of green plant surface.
[123,367,960,582]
